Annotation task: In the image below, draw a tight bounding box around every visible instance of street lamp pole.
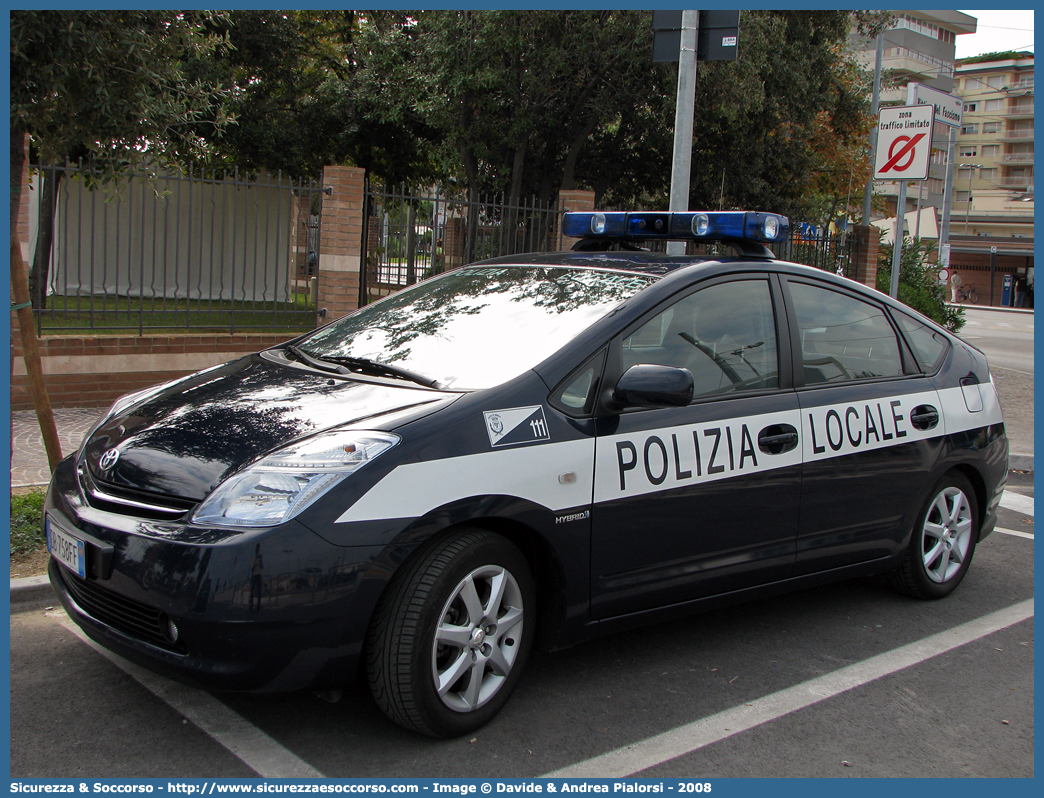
[960,163,982,235]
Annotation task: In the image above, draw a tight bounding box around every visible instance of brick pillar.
[555,189,596,251]
[317,165,365,321]
[849,224,881,290]
[444,216,467,270]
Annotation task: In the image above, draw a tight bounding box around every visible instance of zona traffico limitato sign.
[874,104,934,181]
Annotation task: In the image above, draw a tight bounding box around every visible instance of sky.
[955,9,1034,58]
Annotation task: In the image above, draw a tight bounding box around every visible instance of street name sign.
[874,104,934,181]
[911,82,963,128]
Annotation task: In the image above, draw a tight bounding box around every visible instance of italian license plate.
[46,515,86,578]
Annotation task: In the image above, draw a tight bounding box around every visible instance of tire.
[891,472,979,600]
[968,290,979,305]
[366,529,535,737]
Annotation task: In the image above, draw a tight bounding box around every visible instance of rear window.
[302,266,656,390]
[893,310,950,373]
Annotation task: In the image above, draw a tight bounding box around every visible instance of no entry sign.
[874,104,934,180]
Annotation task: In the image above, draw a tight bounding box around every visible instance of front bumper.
[46,456,394,692]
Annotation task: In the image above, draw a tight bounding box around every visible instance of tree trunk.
[31,167,61,310]
[460,145,481,264]
[10,125,63,472]
[504,140,528,255]
[559,114,600,193]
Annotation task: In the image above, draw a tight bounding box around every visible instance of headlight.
[191,430,400,527]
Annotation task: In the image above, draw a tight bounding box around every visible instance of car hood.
[81,354,453,502]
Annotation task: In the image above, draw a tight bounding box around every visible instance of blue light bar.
[562,211,790,244]
[562,212,627,238]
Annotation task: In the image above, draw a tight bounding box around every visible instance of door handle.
[758,424,799,455]
[910,405,940,431]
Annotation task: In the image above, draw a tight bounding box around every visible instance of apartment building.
[953,52,1034,237]
[945,52,1034,307]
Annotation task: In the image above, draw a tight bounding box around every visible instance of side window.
[789,282,903,384]
[893,310,950,373]
[622,279,779,398]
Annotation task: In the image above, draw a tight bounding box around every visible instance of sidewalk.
[11,407,103,488]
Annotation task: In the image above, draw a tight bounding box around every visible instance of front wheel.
[366,529,535,737]
[891,472,979,599]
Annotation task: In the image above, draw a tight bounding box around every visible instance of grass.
[35,291,318,335]
[11,489,46,558]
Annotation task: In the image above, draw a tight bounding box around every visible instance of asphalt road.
[11,474,1034,779]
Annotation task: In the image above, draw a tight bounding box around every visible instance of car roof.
[471,249,769,277]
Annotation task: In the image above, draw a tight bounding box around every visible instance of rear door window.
[788,281,903,384]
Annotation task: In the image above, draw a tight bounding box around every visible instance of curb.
[11,574,56,612]
[945,303,1034,314]
[1010,452,1034,473]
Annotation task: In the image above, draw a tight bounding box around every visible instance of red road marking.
[881,133,926,173]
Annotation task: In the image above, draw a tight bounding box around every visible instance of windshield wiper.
[285,345,441,389]
[285,344,351,375]
[321,355,442,389]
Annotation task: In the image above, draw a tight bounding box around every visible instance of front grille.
[56,566,187,654]
[79,465,196,520]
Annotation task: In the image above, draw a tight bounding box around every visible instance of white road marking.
[54,615,325,778]
[542,600,1034,778]
[996,527,1034,540]
[1000,490,1034,517]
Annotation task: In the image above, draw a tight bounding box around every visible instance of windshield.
[300,266,656,390]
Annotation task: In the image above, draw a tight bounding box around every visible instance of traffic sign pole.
[890,179,907,298]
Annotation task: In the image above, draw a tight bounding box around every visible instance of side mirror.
[613,364,694,408]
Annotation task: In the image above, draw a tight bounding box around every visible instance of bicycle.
[954,284,979,304]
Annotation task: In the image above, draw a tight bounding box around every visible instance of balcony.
[996,176,1034,189]
[1012,79,1034,91]
[1004,129,1035,140]
[1001,153,1035,165]
[1007,106,1035,118]
[882,48,955,82]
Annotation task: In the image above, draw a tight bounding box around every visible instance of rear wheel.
[891,472,978,599]
[366,529,534,737]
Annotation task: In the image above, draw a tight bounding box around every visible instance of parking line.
[1000,490,1034,517]
[54,615,325,778]
[542,599,1034,778]
[997,527,1034,540]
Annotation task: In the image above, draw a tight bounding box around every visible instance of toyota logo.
[99,448,120,471]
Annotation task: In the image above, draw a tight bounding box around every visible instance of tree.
[878,236,965,332]
[685,11,876,222]
[359,10,661,207]
[10,10,232,470]
[188,11,440,182]
[357,10,878,221]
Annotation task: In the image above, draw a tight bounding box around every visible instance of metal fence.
[775,229,853,279]
[28,161,325,334]
[361,180,561,305]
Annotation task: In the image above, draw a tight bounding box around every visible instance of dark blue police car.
[46,210,1008,737]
